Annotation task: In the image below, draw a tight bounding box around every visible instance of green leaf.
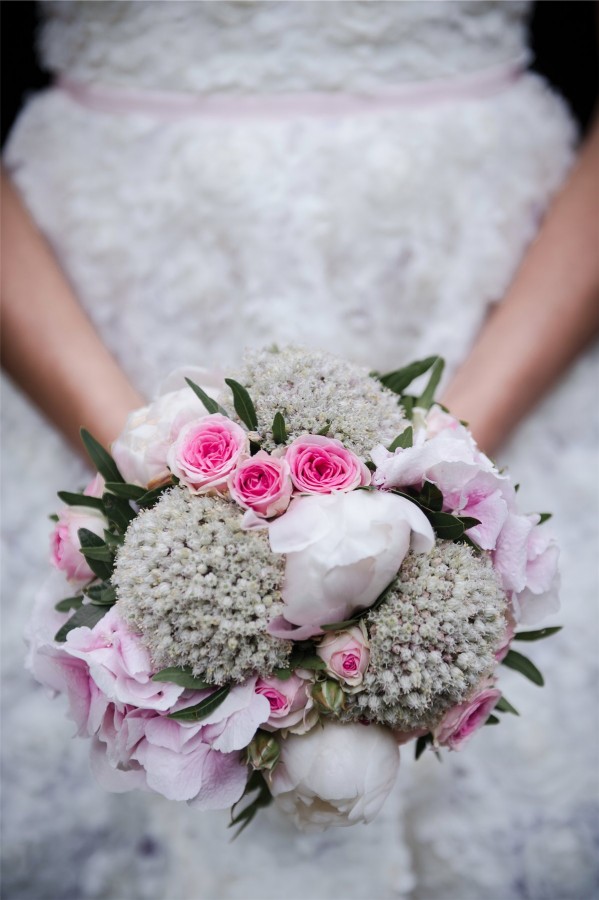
[103,530,125,548]
[537,513,553,525]
[77,528,114,581]
[168,685,230,722]
[84,583,117,606]
[426,511,466,541]
[229,771,273,839]
[458,516,482,531]
[57,491,105,511]
[485,714,501,725]
[224,378,258,431]
[54,595,84,613]
[49,513,60,522]
[378,357,439,395]
[293,655,327,672]
[102,492,135,532]
[419,481,443,512]
[415,733,432,760]
[320,617,360,632]
[80,428,124,483]
[513,626,562,642]
[104,482,147,501]
[152,667,212,690]
[502,649,545,686]
[54,602,108,642]
[135,483,173,509]
[317,421,331,436]
[495,696,520,716]
[185,377,229,417]
[399,395,416,418]
[272,412,287,445]
[272,668,293,681]
[388,426,413,452]
[417,357,445,409]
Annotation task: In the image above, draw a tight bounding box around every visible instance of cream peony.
[267,490,434,638]
[269,721,400,830]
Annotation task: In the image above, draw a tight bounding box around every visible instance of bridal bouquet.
[27,347,561,832]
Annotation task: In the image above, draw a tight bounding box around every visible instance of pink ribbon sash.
[57,57,528,120]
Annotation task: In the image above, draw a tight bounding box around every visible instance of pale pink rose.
[167,414,249,494]
[433,687,501,750]
[64,607,184,711]
[493,513,560,624]
[316,625,370,687]
[112,387,207,488]
[84,474,106,498]
[50,505,107,585]
[424,406,462,439]
[442,470,509,550]
[284,435,371,494]
[228,451,292,518]
[255,673,313,731]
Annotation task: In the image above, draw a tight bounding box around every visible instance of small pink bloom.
[228,451,292,518]
[284,435,371,495]
[255,673,312,731]
[50,505,107,586]
[434,687,501,750]
[167,414,249,494]
[316,625,370,687]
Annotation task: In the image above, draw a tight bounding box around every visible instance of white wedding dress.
[2,3,598,899]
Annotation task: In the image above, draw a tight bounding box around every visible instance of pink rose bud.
[51,505,107,586]
[255,673,312,731]
[167,414,249,494]
[433,687,501,751]
[316,624,370,687]
[311,679,346,715]
[228,451,292,518]
[246,731,281,771]
[284,435,371,495]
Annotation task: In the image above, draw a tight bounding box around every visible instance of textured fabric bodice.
[40,0,530,92]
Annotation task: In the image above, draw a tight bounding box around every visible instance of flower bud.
[246,731,281,771]
[311,680,346,715]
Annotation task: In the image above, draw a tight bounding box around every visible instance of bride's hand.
[442,115,599,456]
[1,167,144,454]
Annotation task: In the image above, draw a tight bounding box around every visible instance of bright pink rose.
[167,414,249,494]
[228,451,292,518]
[64,607,184,711]
[255,673,313,731]
[316,625,370,687]
[284,435,371,494]
[434,687,501,750]
[50,504,107,586]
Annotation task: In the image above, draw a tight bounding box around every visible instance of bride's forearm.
[442,116,599,456]
[1,168,144,453]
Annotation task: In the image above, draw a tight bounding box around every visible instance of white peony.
[267,490,434,636]
[269,721,400,830]
[111,369,224,488]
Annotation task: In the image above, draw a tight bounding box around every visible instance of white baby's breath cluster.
[345,542,507,731]
[224,346,406,457]
[113,488,291,684]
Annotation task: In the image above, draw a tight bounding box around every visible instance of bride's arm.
[1,167,144,453]
[442,115,599,455]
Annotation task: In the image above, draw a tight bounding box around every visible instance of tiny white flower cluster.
[226,345,406,457]
[113,488,291,684]
[346,542,507,731]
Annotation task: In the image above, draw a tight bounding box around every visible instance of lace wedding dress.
[2,3,597,898]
